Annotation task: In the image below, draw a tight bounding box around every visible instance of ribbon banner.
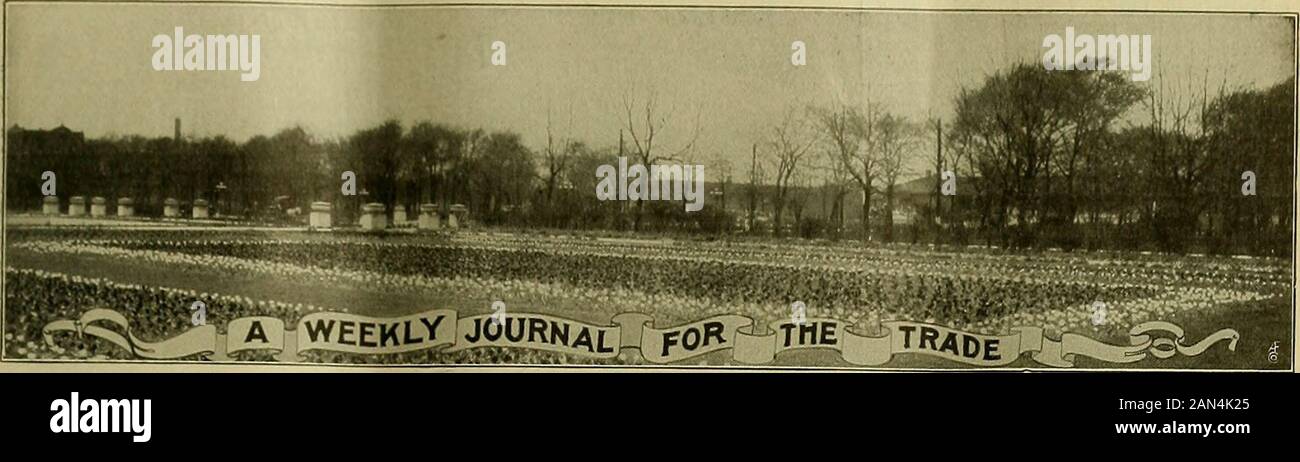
[42,309,1239,367]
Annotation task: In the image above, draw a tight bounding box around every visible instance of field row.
[4,228,1285,367]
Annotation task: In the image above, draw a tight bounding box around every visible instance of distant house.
[892,174,980,224]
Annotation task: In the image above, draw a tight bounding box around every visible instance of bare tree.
[813,101,880,241]
[542,103,578,207]
[787,167,814,234]
[745,143,764,232]
[621,88,702,231]
[874,113,922,242]
[1141,70,1217,250]
[820,160,851,238]
[810,118,853,239]
[765,107,817,236]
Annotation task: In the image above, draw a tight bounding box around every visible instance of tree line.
[941,65,1292,255]
[6,63,1293,255]
[733,65,1291,256]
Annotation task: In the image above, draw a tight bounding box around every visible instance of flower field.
[3,227,1291,368]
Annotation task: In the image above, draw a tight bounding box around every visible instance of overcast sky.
[5,4,1294,176]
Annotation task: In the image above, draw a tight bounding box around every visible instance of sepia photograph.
[1,1,1294,372]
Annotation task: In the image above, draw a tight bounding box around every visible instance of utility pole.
[748,143,758,231]
[933,118,943,239]
[618,129,627,218]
